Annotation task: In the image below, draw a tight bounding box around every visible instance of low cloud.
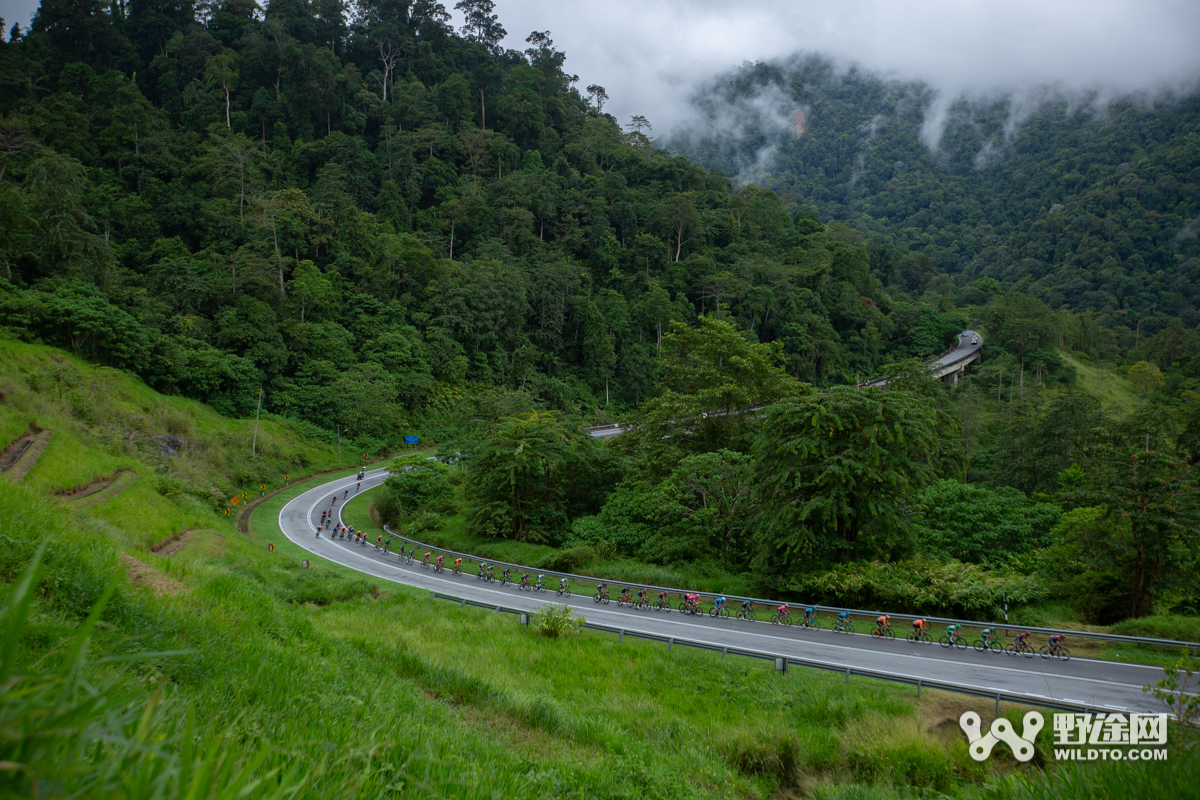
[482,0,1200,140]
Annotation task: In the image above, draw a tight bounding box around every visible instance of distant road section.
[585,330,984,439]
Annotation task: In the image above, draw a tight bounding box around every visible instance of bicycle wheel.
[744,609,757,622]
[939,635,952,648]
[972,639,987,652]
[1058,647,1071,661]
[885,628,895,640]
[782,615,794,627]
[989,640,1004,654]
[1020,643,1034,658]
[594,593,602,604]
[955,636,967,650]
[845,621,856,634]
[1039,645,1052,659]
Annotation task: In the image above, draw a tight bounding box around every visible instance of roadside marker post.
[269,543,275,553]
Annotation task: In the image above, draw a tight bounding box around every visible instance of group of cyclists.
[315,508,1071,659]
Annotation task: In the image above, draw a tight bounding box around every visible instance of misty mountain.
[670,55,1200,338]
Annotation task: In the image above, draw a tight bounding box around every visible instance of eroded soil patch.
[152,528,197,558]
[1,427,53,482]
[119,553,187,595]
[59,470,137,508]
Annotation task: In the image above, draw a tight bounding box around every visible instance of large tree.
[753,387,943,569]
[1064,434,1199,619]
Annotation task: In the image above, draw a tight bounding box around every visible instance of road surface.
[278,468,1166,714]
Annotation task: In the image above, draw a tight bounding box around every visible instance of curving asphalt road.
[278,468,1167,714]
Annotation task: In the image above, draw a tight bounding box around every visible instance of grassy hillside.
[2,340,1193,798]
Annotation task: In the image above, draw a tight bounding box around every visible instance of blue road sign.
[405,435,418,444]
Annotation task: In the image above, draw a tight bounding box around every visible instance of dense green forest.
[0,0,976,442]
[2,1,1199,626]
[673,55,1200,344]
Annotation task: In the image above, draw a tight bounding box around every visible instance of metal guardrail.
[380,525,1199,652]
[426,590,1120,715]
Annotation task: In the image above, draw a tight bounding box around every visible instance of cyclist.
[486,563,495,580]
[520,573,530,589]
[535,574,544,590]
[477,562,487,578]
[836,610,851,631]
[435,554,444,571]
[912,618,928,638]
[685,593,697,613]
[383,539,391,554]
[454,557,463,575]
[559,577,568,593]
[498,567,510,584]
[316,525,322,538]
[596,582,609,599]
[739,599,753,618]
[1048,633,1066,649]
[343,490,348,499]
[775,603,790,622]
[356,482,361,492]
[803,606,818,626]
[637,587,648,607]
[619,587,632,604]
[875,614,891,634]
[946,623,960,637]
[321,510,327,523]
[376,535,383,551]
[422,551,431,567]
[713,596,726,613]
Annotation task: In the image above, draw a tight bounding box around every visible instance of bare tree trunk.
[480,89,486,129]
[252,385,263,456]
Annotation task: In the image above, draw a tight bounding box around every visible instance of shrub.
[722,732,799,786]
[784,555,1047,617]
[375,463,455,526]
[537,545,598,573]
[534,604,583,638]
[1111,615,1200,644]
[409,510,443,534]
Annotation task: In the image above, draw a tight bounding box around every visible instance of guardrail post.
[846,667,851,685]
[668,638,674,652]
[429,591,436,600]
[519,613,529,626]
[774,657,787,673]
[722,646,727,659]
[917,679,921,698]
[619,630,624,643]
[460,599,465,609]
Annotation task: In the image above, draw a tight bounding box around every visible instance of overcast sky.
[4,0,1198,134]
[483,0,1200,134]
